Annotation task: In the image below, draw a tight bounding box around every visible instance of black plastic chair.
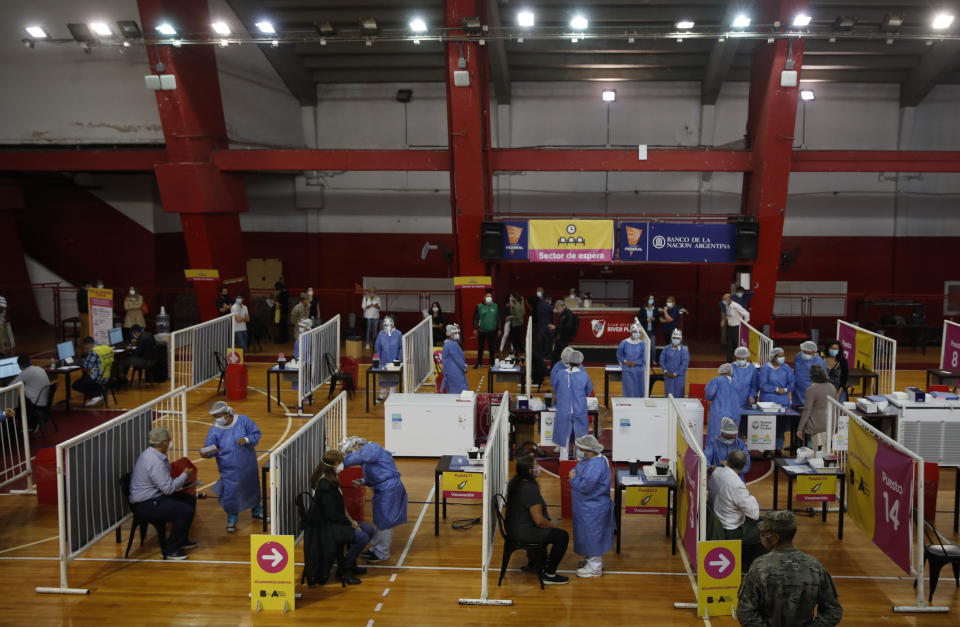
[323,353,356,399]
[214,351,227,395]
[131,343,159,387]
[36,382,58,434]
[97,370,120,409]
[494,493,545,589]
[921,516,960,601]
[118,473,168,559]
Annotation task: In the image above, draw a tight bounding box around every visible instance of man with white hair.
[720,292,750,362]
[129,427,198,560]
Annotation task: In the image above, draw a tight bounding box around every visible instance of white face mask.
[307,290,314,296]
[129,289,135,296]
[96,283,104,289]
[671,338,681,346]
[575,448,585,460]
[235,298,243,304]
[631,332,640,339]
[485,296,492,304]
[335,463,344,474]
[648,298,655,305]
[776,356,786,365]
[736,359,747,367]
[432,306,438,312]
[452,333,460,341]
[667,301,674,307]
[536,291,543,298]
[801,352,813,360]
[385,326,394,334]
[215,416,228,426]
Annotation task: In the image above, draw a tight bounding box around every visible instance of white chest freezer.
[384,393,476,457]
[611,397,703,462]
[886,395,960,464]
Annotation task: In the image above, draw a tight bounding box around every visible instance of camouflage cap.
[757,510,797,532]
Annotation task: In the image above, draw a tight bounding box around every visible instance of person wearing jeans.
[505,455,570,585]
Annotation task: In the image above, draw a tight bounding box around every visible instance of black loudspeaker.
[735,221,758,261]
[480,221,504,260]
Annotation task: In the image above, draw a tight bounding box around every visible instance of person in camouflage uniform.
[737,510,842,626]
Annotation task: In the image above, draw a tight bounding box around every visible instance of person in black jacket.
[116,325,156,382]
[550,300,578,365]
[303,450,373,586]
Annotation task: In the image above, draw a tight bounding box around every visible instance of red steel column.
[445,0,494,347]
[138,0,249,320]
[741,0,807,326]
[0,180,39,326]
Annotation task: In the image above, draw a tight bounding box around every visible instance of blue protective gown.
[659,344,690,398]
[731,363,759,409]
[616,338,646,398]
[705,375,742,443]
[704,435,751,480]
[440,339,468,394]
[570,455,616,557]
[758,363,794,406]
[375,329,403,389]
[552,366,594,448]
[343,442,408,530]
[204,414,262,514]
[792,354,827,407]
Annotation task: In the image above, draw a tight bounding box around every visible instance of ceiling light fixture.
[932,13,955,29]
[255,21,275,34]
[732,15,751,28]
[89,22,112,37]
[155,23,176,36]
[793,14,812,27]
[25,26,48,39]
[570,15,588,30]
[410,18,427,33]
[212,22,230,35]
[676,20,695,30]
[602,89,616,102]
[800,89,815,101]
[517,10,535,28]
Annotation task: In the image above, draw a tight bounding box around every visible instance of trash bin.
[344,335,362,360]
[226,363,248,400]
[340,466,366,522]
[34,448,58,506]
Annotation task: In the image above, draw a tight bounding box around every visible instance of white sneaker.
[365,343,371,350]
[85,396,103,407]
[576,566,602,578]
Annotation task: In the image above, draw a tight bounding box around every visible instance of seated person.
[705,417,751,480]
[128,427,198,560]
[303,450,374,586]
[73,336,113,407]
[116,325,156,382]
[505,454,569,585]
[708,450,765,572]
[11,354,50,430]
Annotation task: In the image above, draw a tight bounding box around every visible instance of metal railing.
[295,315,340,414]
[35,387,188,595]
[458,391,511,606]
[269,392,348,541]
[738,320,773,364]
[631,317,653,396]
[169,314,234,393]
[402,315,433,393]
[837,320,897,395]
[669,394,707,572]
[0,383,33,492]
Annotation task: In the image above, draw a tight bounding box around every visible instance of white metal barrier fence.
[459,391,511,606]
[296,315,341,414]
[738,320,773,365]
[270,392,348,540]
[169,314,234,392]
[403,315,433,393]
[837,320,897,395]
[36,386,188,595]
[0,382,33,493]
[668,393,707,612]
[524,317,533,396]
[632,317,653,396]
[826,397,947,614]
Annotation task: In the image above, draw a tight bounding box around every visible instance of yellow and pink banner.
[846,417,914,573]
[528,219,614,263]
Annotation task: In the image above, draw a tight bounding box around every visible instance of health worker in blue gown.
[731,345,759,409]
[705,363,742,442]
[705,417,751,480]
[439,324,468,394]
[616,324,646,397]
[793,340,827,408]
[569,435,615,578]
[758,347,796,451]
[202,401,264,532]
[551,346,575,383]
[341,436,408,562]
[660,328,690,398]
[374,316,403,401]
[552,350,594,460]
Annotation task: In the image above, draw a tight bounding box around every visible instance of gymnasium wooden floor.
[2,348,959,625]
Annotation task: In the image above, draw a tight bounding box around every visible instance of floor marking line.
[0,535,59,555]
[382,587,390,598]
[374,603,383,612]
[395,485,434,568]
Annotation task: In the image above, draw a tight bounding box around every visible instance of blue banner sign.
[501,220,529,260]
[617,221,738,263]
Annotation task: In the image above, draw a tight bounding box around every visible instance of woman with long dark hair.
[504,454,569,584]
[430,301,445,346]
[822,339,849,402]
